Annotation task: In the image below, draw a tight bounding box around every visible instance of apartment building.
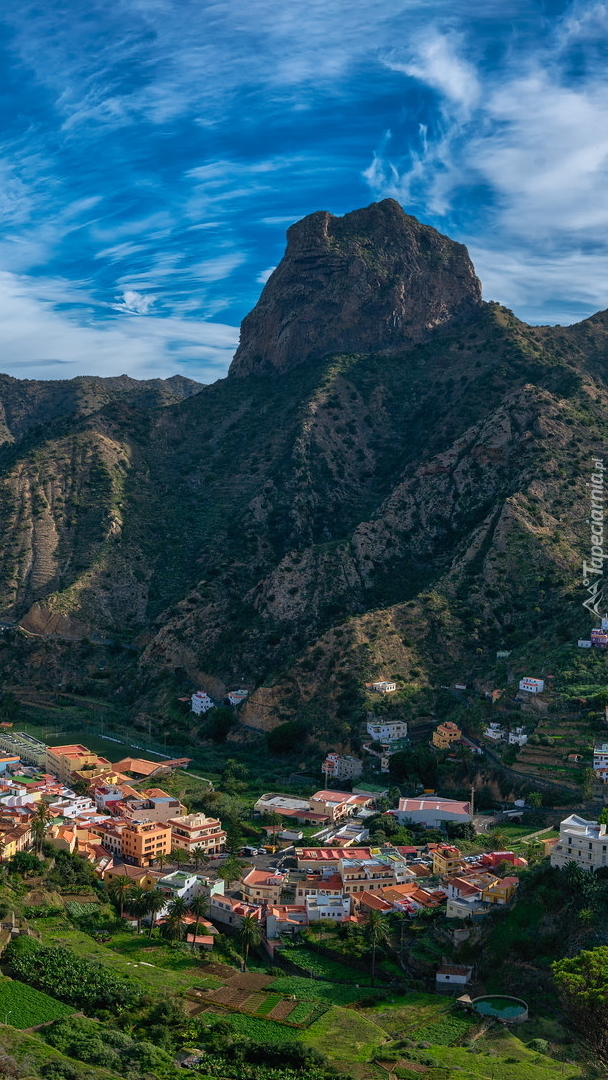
[366,719,408,742]
[169,811,226,855]
[322,753,363,781]
[432,722,461,749]
[46,744,111,784]
[240,868,286,905]
[99,819,172,867]
[550,814,608,871]
[432,844,464,876]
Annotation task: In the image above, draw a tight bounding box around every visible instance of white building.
[368,681,397,694]
[519,678,544,694]
[366,719,408,742]
[191,691,214,715]
[593,744,608,772]
[305,894,351,922]
[508,728,528,747]
[578,640,592,648]
[551,814,608,871]
[484,723,504,741]
[227,689,249,706]
[322,753,363,781]
[436,964,473,988]
[391,796,471,829]
[155,871,224,915]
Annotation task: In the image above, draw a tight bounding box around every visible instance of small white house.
[436,964,473,988]
[519,678,544,694]
[484,723,504,741]
[191,691,214,715]
[578,640,592,648]
[366,719,408,742]
[227,689,249,706]
[508,728,528,747]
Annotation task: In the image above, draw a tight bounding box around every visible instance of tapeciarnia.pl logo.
[582,457,607,619]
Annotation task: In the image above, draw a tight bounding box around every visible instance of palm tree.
[172,846,189,870]
[159,896,188,944]
[218,856,242,888]
[237,914,261,971]
[191,846,210,871]
[107,875,133,918]
[188,893,210,949]
[154,851,168,873]
[143,890,167,937]
[31,802,53,855]
[124,886,152,933]
[363,909,390,987]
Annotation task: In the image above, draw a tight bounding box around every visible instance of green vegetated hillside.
[0,200,604,738]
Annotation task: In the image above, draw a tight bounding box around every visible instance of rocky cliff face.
[229,200,482,377]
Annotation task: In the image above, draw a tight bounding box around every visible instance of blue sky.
[0,0,606,381]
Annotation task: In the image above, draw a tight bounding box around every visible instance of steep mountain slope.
[0,200,604,739]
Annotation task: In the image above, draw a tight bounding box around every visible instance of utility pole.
[469,784,475,820]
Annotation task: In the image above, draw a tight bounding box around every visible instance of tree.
[31,802,54,855]
[598,807,608,827]
[191,846,210,871]
[124,886,151,933]
[553,946,608,1055]
[8,851,43,876]
[582,768,596,800]
[107,876,133,918]
[237,914,261,971]
[171,846,189,870]
[528,791,543,809]
[153,851,168,872]
[188,894,210,948]
[159,897,188,944]
[143,890,167,937]
[363,909,390,986]
[217,856,242,888]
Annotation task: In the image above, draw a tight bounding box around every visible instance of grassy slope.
[0,1023,128,1080]
[30,920,222,995]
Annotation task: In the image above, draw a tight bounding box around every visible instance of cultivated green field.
[0,977,74,1029]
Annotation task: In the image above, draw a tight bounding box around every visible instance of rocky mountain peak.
[229,199,482,377]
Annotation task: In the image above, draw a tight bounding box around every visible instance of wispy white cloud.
[0,270,238,380]
[256,266,276,284]
[364,12,608,322]
[114,290,156,315]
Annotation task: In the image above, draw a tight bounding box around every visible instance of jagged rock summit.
[229,199,482,377]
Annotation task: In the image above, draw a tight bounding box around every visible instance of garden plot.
[0,977,74,1029]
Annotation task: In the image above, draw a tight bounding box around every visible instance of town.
[0,682,606,1080]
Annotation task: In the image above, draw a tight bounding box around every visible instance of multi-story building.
[550,814,608,871]
[0,731,47,768]
[305,894,351,922]
[118,788,187,823]
[309,790,373,823]
[169,811,226,855]
[99,819,172,867]
[240,868,286,905]
[432,844,463,876]
[593,743,608,775]
[366,719,408,742]
[432,723,461,749]
[322,753,363,781]
[519,678,545,693]
[46,744,112,784]
[155,870,224,910]
[508,727,528,746]
[191,691,215,715]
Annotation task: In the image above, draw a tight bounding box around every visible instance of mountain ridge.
[0,204,604,743]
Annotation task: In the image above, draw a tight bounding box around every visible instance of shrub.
[4,936,142,1016]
